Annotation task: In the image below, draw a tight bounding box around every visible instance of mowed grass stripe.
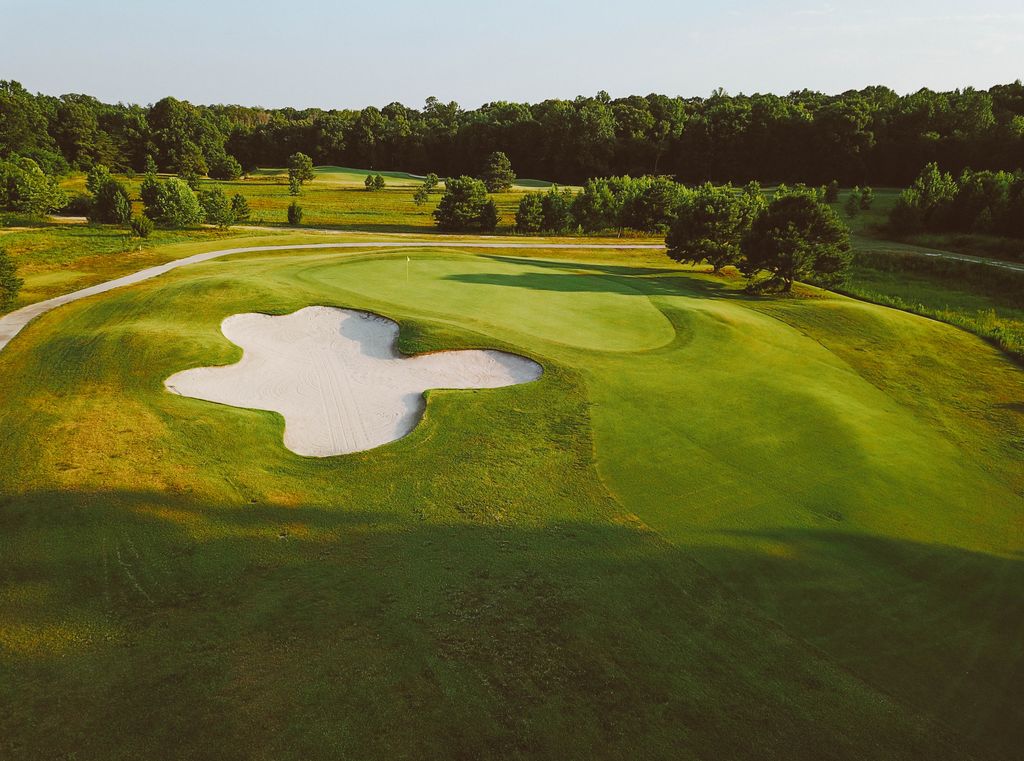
[0,249,1020,759]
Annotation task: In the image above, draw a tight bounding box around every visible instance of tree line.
[3,80,1024,186]
[890,162,1024,238]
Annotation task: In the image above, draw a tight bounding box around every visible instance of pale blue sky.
[2,0,1022,108]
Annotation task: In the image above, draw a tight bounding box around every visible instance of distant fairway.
[252,165,559,189]
[0,245,1021,759]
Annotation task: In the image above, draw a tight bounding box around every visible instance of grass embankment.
[1,246,1021,760]
[844,251,1024,361]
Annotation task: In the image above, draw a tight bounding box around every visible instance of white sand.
[164,306,542,456]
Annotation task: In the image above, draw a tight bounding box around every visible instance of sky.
[2,0,1023,109]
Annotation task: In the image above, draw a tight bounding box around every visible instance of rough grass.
[843,251,1024,361]
[1,246,1021,760]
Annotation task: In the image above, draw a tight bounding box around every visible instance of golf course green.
[0,245,1021,760]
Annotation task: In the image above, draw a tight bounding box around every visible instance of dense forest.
[2,80,1023,186]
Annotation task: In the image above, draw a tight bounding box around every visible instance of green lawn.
[1,245,1021,760]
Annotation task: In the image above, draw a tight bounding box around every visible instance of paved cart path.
[0,241,665,355]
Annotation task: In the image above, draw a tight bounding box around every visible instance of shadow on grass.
[1,487,1019,760]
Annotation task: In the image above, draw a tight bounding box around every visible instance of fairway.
[1,245,1021,760]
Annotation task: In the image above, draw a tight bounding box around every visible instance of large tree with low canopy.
[741,188,851,291]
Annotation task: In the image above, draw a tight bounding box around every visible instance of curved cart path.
[0,241,665,355]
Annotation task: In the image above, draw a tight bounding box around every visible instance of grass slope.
[1,246,1021,759]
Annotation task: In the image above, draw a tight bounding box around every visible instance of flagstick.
[406,256,410,283]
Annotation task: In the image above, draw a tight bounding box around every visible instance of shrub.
[413,173,440,205]
[288,152,315,189]
[0,245,23,311]
[88,178,132,225]
[824,180,840,203]
[515,193,543,233]
[571,178,621,232]
[148,177,203,228]
[845,187,860,217]
[85,164,113,196]
[198,186,235,227]
[481,151,515,192]
[60,193,93,216]
[0,157,68,216]
[231,193,251,223]
[140,173,161,207]
[540,187,575,232]
[287,200,303,225]
[209,153,243,181]
[433,176,493,231]
[479,199,499,232]
[130,215,154,238]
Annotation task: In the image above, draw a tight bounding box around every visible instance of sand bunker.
[164,306,542,456]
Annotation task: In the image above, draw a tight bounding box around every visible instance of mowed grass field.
[1,244,1021,760]
[54,167,577,234]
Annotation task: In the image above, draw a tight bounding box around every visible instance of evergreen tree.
[88,178,132,224]
[433,176,492,231]
[230,193,251,222]
[515,193,543,233]
[0,245,23,311]
[481,151,515,192]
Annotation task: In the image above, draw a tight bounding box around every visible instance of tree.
[540,187,576,232]
[889,162,958,233]
[515,193,543,232]
[85,164,113,196]
[845,187,861,217]
[0,157,68,215]
[666,182,764,273]
[140,172,161,208]
[432,175,493,231]
[287,200,303,225]
[479,198,499,232]
[144,154,159,175]
[231,193,251,222]
[364,174,374,191]
[571,177,621,232]
[175,141,207,188]
[289,174,301,196]
[859,186,874,209]
[481,151,515,192]
[198,186,235,227]
[742,189,852,291]
[0,245,23,311]
[88,178,132,224]
[372,174,385,190]
[147,177,203,228]
[824,180,840,202]
[209,153,243,180]
[288,152,315,188]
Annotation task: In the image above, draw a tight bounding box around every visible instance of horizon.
[2,0,1022,110]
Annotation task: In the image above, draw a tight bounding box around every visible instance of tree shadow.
[1,486,1019,760]
[443,266,761,303]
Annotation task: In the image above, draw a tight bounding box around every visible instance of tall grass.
[844,251,1024,362]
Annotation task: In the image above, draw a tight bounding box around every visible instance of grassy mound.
[0,247,1021,760]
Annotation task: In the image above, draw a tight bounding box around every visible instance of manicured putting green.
[0,246,1020,760]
